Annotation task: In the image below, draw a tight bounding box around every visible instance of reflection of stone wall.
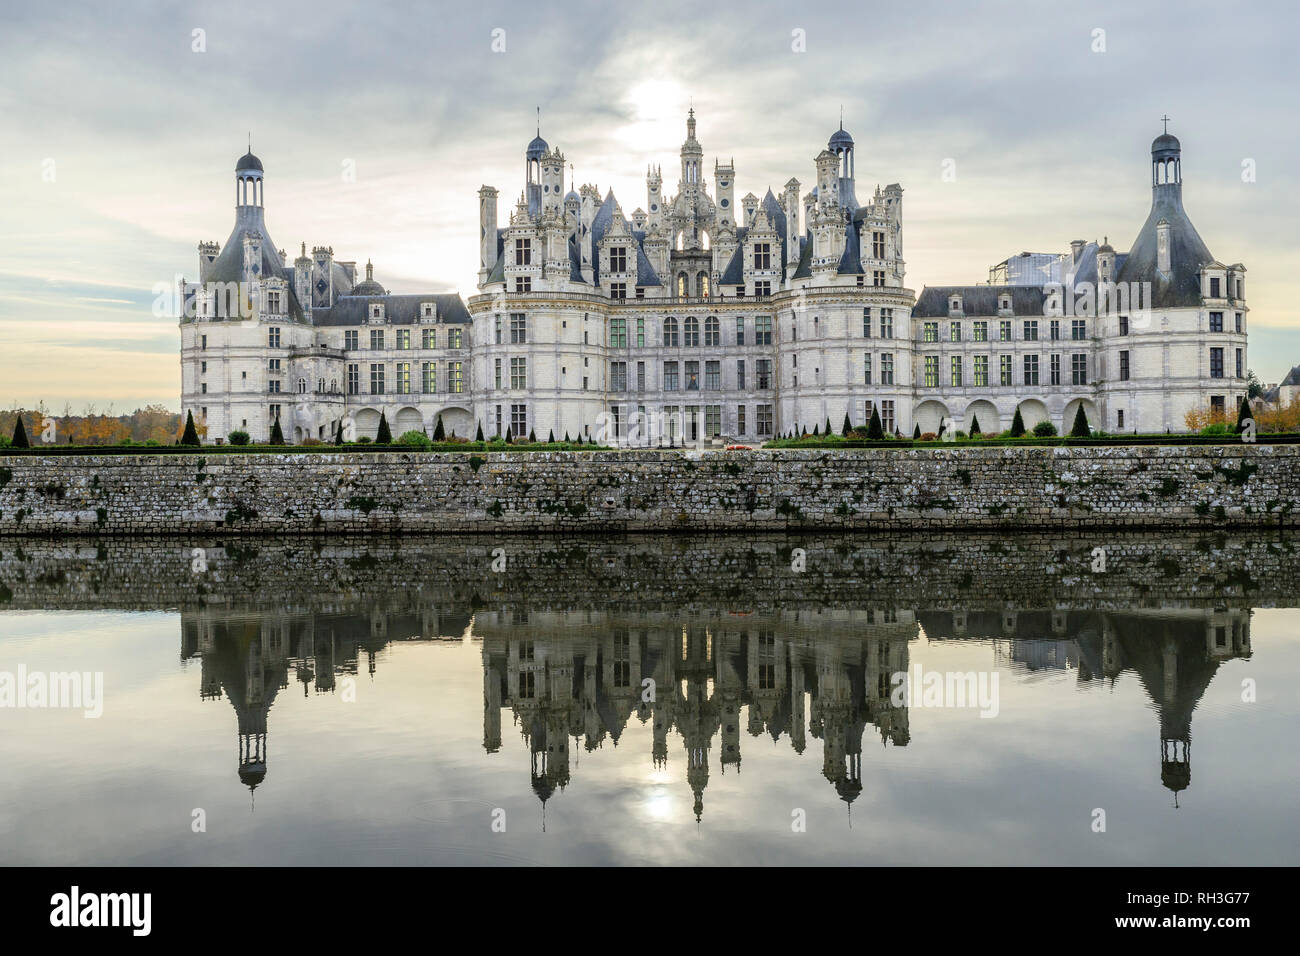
[1,445,1298,535]
[1,531,1294,612]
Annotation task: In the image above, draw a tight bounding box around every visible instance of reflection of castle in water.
[180,604,1250,812]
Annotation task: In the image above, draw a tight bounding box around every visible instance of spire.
[366,259,373,280]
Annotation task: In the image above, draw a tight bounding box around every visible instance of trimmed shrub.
[867,406,884,440]
[912,423,921,440]
[969,414,981,437]
[1033,420,1058,437]
[432,416,446,441]
[1009,408,1026,437]
[396,430,432,449]
[919,432,938,442]
[1069,405,1091,437]
[475,422,484,441]
[269,418,285,445]
[842,413,852,437]
[228,430,251,446]
[180,410,200,446]
[375,411,392,444]
[548,429,555,443]
[1236,396,1252,434]
[504,426,513,444]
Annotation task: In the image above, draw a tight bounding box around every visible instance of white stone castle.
[179,113,1249,443]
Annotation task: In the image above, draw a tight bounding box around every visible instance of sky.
[1,0,1297,410]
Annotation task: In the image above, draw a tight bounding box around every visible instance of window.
[756,404,774,437]
[609,246,627,273]
[873,270,884,287]
[511,357,527,390]
[201,382,207,394]
[880,400,895,434]
[973,321,988,342]
[705,361,720,389]
[515,238,531,266]
[347,364,359,394]
[737,405,746,435]
[736,316,745,345]
[201,335,207,350]
[1023,354,1039,385]
[862,308,872,338]
[685,360,700,390]
[1050,319,1060,341]
[389,362,407,394]
[1119,351,1130,381]
[1209,311,1223,332]
[881,353,894,385]
[268,358,281,372]
[637,361,646,391]
[420,327,434,349]
[1071,354,1087,385]
[1118,409,1125,430]
[269,404,279,422]
[510,313,527,344]
[345,330,358,350]
[1071,319,1086,340]
[923,322,938,343]
[872,231,885,258]
[756,359,772,390]
[974,355,989,386]
[1210,347,1224,378]
[1023,320,1038,341]
[370,329,384,350]
[1210,395,1225,417]
[755,316,772,345]
[950,321,962,342]
[610,361,627,391]
[705,316,720,346]
[610,282,627,300]
[684,316,700,346]
[863,354,873,385]
[664,362,679,391]
[494,358,502,389]
[422,362,436,393]
[1050,354,1061,385]
[951,356,963,386]
[880,308,894,339]
[1000,355,1013,386]
[1118,316,1129,336]
[705,405,722,437]
[515,276,531,293]
[610,316,627,348]
[754,280,771,297]
[494,315,503,345]
[448,361,464,393]
[924,355,939,387]
[369,363,385,394]
[664,317,680,347]
[268,327,280,348]
[753,243,771,269]
[448,329,462,349]
[1000,320,1012,341]
[737,359,746,389]
[511,404,527,437]
[1236,348,1243,379]
[396,328,410,350]
[267,292,281,314]
[1210,276,1221,298]
[1235,312,1243,334]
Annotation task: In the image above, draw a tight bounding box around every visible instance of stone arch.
[436,406,473,438]
[1062,397,1100,433]
[1015,399,1049,430]
[963,399,1000,435]
[914,400,950,436]
[353,407,381,441]
[394,406,423,436]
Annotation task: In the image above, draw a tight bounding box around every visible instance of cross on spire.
[1161,114,1170,134]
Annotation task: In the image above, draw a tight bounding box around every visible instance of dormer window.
[371,304,383,320]
[999,296,1011,311]
[1210,276,1221,298]
[421,302,435,320]
[754,243,771,270]
[609,246,628,273]
[950,296,962,313]
[515,238,532,266]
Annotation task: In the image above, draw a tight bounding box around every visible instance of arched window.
[297,378,307,393]
[684,316,700,347]
[704,315,720,347]
[677,272,687,296]
[698,273,710,298]
[664,317,679,347]
[318,378,325,392]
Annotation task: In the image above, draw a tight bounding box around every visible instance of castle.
[179,114,1249,443]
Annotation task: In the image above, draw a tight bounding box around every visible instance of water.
[1,532,1296,866]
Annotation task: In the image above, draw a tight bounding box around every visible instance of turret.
[478,185,499,285]
[715,159,736,230]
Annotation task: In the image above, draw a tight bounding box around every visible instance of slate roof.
[1115,181,1214,308]
[912,285,1048,317]
[314,293,472,326]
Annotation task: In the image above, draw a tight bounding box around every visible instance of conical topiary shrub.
[548,429,555,443]
[912,423,921,440]
[969,414,981,437]
[504,426,513,444]
[528,428,536,443]
[375,411,392,444]
[1010,407,1026,437]
[269,417,285,445]
[841,413,852,437]
[475,422,484,442]
[11,415,30,448]
[868,406,884,440]
[335,418,345,445]
[1069,405,1091,437]
[1236,396,1252,434]
[432,415,445,441]
[181,410,200,446]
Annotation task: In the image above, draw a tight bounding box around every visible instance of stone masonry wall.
[0,445,1297,536]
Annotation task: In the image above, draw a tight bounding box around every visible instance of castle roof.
[912,285,1048,317]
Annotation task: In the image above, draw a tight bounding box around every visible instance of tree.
[1246,369,1263,400]
[375,411,392,444]
[548,429,555,443]
[867,406,884,440]
[432,415,446,441]
[1010,408,1026,437]
[912,423,921,440]
[504,425,513,444]
[11,415,30,448]
[1069,405,1091,437]
[825,416,833,436]
[180,410,200,446]
[1236,396,1253,434]
[564,431,571,443]
[812,424,820,436]
[969,414,981,437]
[841,413,852,436]
[334,419,345,445]
[528,428,537,443]
[475,422,484,442]
[269,417,285,445]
